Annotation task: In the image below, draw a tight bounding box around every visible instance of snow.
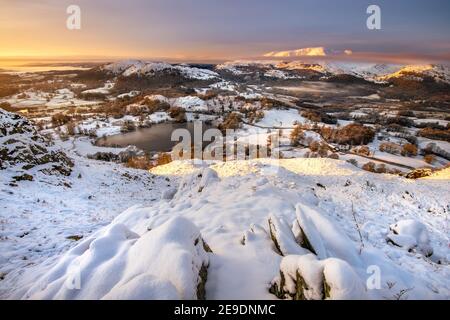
[0,150,173,298]
[2,157,448,300]
[264,69,297,79]
[173,96,208,112]
[4,89,99,109]
[82,81,115,95]
[387,220,433,257]
[322,258,367,300]
[145,94,169,103]
[257,109,306,127]
[19,217,209,299]
[216,60,450,84]
[209,81,237,92]
[102,60,219,80]
[117,91,140,99]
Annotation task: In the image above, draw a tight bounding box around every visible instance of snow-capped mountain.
[100,60,219,80]
[264,47,353,58]
[216,60,450,84]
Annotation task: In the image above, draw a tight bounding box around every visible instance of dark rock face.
[0,109,73,176]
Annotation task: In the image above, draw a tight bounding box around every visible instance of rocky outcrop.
[0,109,73,178]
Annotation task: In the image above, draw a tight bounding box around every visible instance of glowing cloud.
[263,47,353,58]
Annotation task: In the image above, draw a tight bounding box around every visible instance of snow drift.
[9,159,450,300]
[21,217,211,300]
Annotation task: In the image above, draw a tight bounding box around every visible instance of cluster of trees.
[378,141,418,157]
[168,107,186,122]
[301,110,337,125]
[0,102,15,112]
[219,112,242,132]
[320,123,375,146]
[361,162,401,175]
[418,128,450,142]
[125,152,173,171]
[0,74,20,98]
[290,125,305,146]
[51,113,72,127]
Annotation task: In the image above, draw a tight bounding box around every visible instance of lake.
[96,122,215,153]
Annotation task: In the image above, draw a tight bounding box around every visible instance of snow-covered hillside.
[101,60,219,80]
[6,158,449,300]
[216,60,450,84]
[0,138,176,299]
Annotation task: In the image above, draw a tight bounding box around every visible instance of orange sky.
[1,0,449,63]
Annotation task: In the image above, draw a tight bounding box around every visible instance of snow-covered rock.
[21,217,210,300]
[387,220,433,257]
[0,109,73,179]
[270,254,366,300]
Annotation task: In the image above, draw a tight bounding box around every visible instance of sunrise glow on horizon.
[1,0,449,64]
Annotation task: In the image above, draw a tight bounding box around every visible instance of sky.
[1,0,449,63]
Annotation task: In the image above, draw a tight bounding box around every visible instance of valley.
[0,59,449,300]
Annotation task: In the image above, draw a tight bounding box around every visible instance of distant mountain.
[95,59,450,86]
[264,47,353,58]
[99,60,219,80]
[216,60,450,84]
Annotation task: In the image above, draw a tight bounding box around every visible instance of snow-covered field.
[0,138,173,298]
[4,89,99,109]
[1,156,448,299]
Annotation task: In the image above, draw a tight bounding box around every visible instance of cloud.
[264,47,326,57]
[263,47,353,58]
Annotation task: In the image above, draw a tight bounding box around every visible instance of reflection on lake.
[96,122,214,153]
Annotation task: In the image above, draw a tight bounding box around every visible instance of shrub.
[355,145,371,156]
[290,125,305,146]
[397,110,415,117]
[219,112,242,132]
[51,113,71,127]
[80,92,108,101]
[121,120,136,133]
[385,116,414,128]
[401,143,418,157]
[375,164,388,174]
[301,110,321,122]
[301,110,337,125]
[168,107,186,122]
[318,143,329,157]
[126,155,152,170]
[362,161,376,172]
[328,153,339,160]
[386,124,407,133]
[321,123,375,146]
[66,122,77,136]
[155,152,172,166]
[379,142,402,155]
[418,128,450,142]
[309,141,320,152]
[143,99,170,114]
[423,154,436,164]
[347,159,358,167]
